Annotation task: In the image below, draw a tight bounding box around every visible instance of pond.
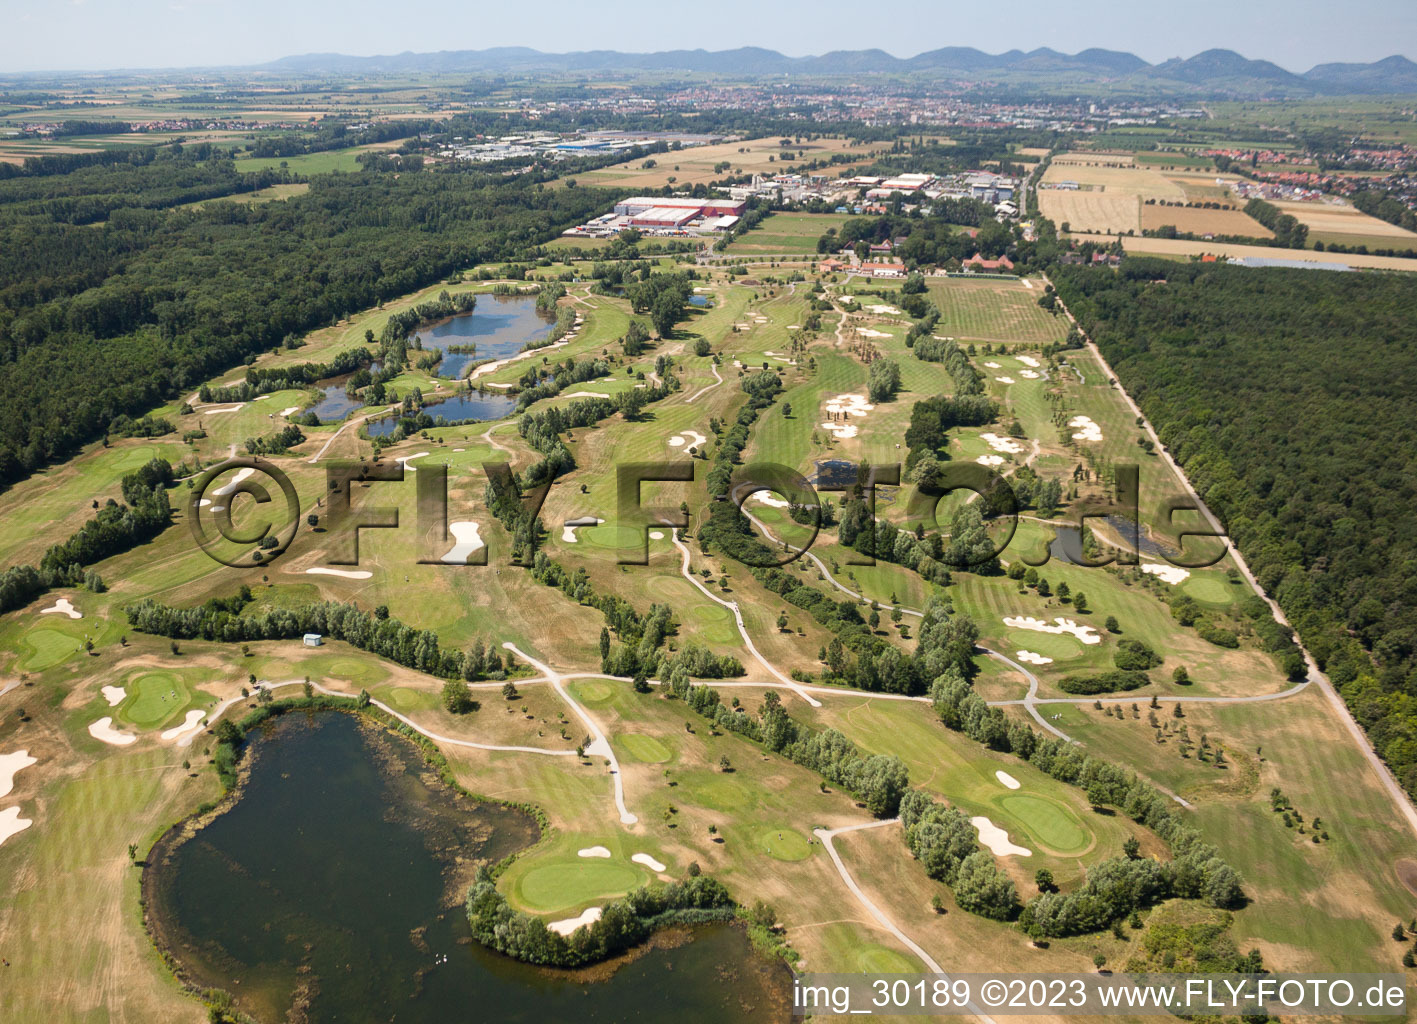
[365,390,519,437]
[309,361,382,423]
[144,712,790,1024]
[414,295,557,379]
[1050,517,1170,565]
[689,295,710,307]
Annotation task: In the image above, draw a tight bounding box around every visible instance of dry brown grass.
[567,136,880,190]
[1140,205,1274,237]
[1272,199,1417,240]
[1120,235,1417,270]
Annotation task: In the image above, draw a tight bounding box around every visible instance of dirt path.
[503,643,638,826]
[686,360,724,403]
[814,819,999,1024]
[670,530,822,707]
[1043,273,1417,841]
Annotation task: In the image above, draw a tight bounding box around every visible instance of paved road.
[1044,273,1417,842]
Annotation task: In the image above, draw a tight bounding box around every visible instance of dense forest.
[0,146,615,490]
[1053,259,1417,794]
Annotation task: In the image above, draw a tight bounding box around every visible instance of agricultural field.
[722,212,853,254]
[566,135,881,189]
[1139,204,1273,237]
[1120,235,1417,269]
[1270,198,1417,247]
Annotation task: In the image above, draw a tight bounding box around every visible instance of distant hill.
[251,46,1415,96]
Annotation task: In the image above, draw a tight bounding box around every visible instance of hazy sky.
[2,0,1413,74]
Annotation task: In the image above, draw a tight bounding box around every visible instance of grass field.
[925,277,1069,346]
[723,212,852,255]
[1140,205,1273,237]
[567,136,879,190]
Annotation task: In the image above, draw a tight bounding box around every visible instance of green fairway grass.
[757,827,813,861]
[692,775,755,811]
[1181,573,1235,606]
[513,858,647,912]
[570,680,615,705]
[619,733,673,763]
[20,627,82,672]
[997,794,1090,854]
[857,944,920,972]
[120,671,189,728]
[1006,630,1085,661]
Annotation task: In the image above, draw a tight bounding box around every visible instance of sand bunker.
[866,304,902,315]
[577,846,612,858]
[750,492,791,509]
[1020,370,1040,379]
[1142,564,1190,585]
[786,324,801,330]
[1004,616,1101,645]
[0,806,32,848]
[826,394,874,418]
[649,531,664,540]
[562,517,604,543]
[161,710,207,743]
[101,685,126,706]
[984,361,1002,368]
[278,406,300,417]
[442,522,485,564]
[763,351,797,364]
[857,328,891,339]
[995,376,1016,385]
[202,405,244,414]
[995,770,1021,790]
[972,816,1031,857]
[1016,650,1054,666]
[88,717,137,746]
[1022,279,1034,289]
[632,853,667,872]
[563,391,607,399]
[0,750,37,798]
[1017,355,1041,368]
[1069,416,1103,442]
[668,430,707,449]
[976,454,1005,467]
[980,433,1024,455]
[212,467,256,497]
[40,598,81,619]
[549,907,602,936]
[306,567,373,580]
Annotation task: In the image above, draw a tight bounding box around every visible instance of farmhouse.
[964,253,1015,273]
[860,260,905,278]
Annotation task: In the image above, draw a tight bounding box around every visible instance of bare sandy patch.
[88,717,137,746]
[1069,416,1103,442]
[0,806,32,848]
[306,567,373,580]
[1141,564,1190,585]
[972,816,1031,857]
[549,906,602,936]
[1004,616,1100,644]
[40,597,81,619]
[980,433,1024,455]
[0,750,37,798]
[161,710,207,743]
[442,521,485,564]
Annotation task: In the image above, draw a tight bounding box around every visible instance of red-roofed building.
[964,253,1014,273]
[860,260,905,278]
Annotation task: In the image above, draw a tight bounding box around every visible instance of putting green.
[998,794,1090,855]
[21,628,80,671]
[619,733,672,763]
[1007,630,1083,661]
[858,945,919,973]
[578,525,643,553]
[572,680,614,705]
[685,603,740,646]
[1182,574,1234,606]
[693,776,754,812]
[386,686,422,710]
[122,671,188,728]
[757,827,813,861]
[515,859,644,912]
